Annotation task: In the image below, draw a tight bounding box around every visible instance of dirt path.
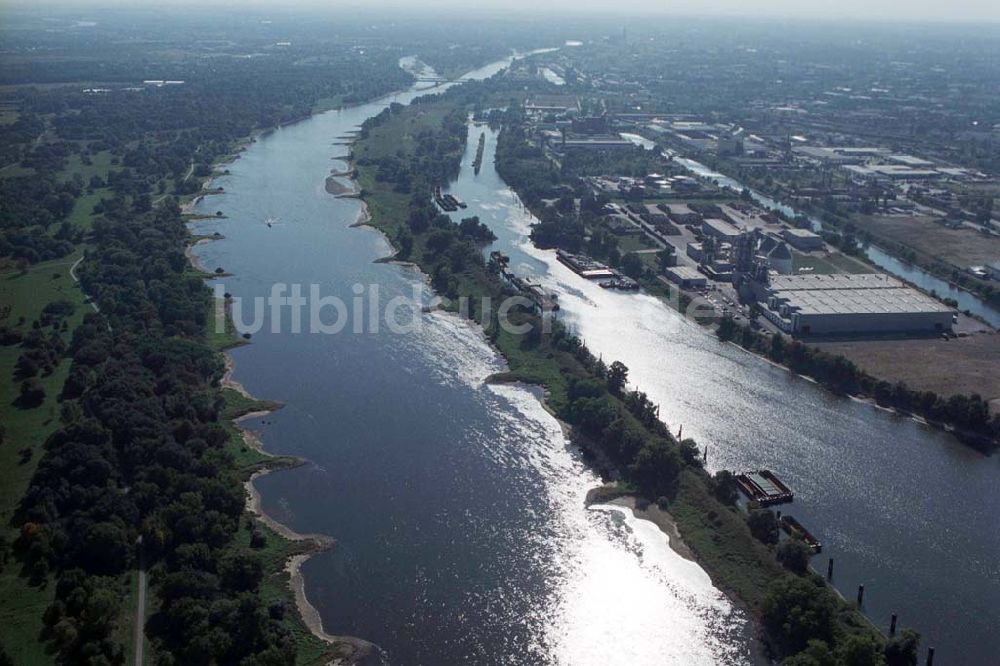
[133,538,147,666]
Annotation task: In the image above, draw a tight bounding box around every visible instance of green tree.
[783,640,837,666]
[711,470,739,505]
[679,438,702,467]
[621,252,644,279]
[777,539,812,574]
[838,634,886,666]
[884,630,920,666]
[762,575,837,655]
[607,360,629,394]
[629,440,682,497]
[748,508,779,544]
[17,378,46,408]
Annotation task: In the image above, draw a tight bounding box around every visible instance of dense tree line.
[0,171,82,264]
[10,198,297,664]
[359,103,469,194]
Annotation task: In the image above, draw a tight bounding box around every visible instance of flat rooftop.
[770,273,903,291]
[667,266,705,280]
[703,218,741,236]
[768,274,952,316]
[783,228,821,238]
[778,289,952,316]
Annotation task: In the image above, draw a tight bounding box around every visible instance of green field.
[0,255,90,665]
[312,96,344,113]
[0,145,120,661]
[59,150,114,185]
[0,163,34,179]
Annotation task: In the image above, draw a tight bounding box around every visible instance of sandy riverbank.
[184,237,212,272]
[325,175,359,196]
[348,201,372,228]
[180,194,204,215]
[604,495,696,562]
[184,199,374,664]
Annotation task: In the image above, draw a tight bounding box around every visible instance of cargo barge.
[472,132,486,175]
[556,249,616,279]
[433,186,466,212]
[600,276,640,291]
[491,251,560,312]
[779,515,822,553]
[735,469,794,506]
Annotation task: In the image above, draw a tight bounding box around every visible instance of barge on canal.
[556,249,616,279]
[433,186,467,212]
[735,469,794,506]
[491,251,560,312]
[779,515,822,553]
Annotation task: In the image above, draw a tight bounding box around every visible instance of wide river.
[192,57,755,665]
[192,58,999,664]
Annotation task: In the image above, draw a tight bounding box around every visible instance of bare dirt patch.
[814,331,1000,410]
[856,214,1000,268]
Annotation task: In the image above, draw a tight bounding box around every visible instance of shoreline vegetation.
[349,90,910,663]
[713,317,999,450]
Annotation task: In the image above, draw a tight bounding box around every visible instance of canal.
[191,57,756,665]
[448,121,1000,663]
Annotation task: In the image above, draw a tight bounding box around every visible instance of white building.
[759,273,953,335]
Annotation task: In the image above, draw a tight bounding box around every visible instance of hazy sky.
[5,0,1000,24]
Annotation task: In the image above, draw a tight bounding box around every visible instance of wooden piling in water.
[857,584,865,606]
[889,613,897,636]
[826,558,834,581]
[926,647,935,666]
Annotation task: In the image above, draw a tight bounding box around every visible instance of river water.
[191,58,756,665]
[447,123,1000,663]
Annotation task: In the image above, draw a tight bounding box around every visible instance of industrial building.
[525,94,580,115]
[757,274,953,335]
[701,218,741,242]
[843,164,940,182]
[781,228,824,251]
[664,265,707,289]
[559,136,635,151]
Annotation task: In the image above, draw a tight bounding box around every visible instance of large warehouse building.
[757,274,953,335]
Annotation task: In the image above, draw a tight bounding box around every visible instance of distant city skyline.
[6,0,1000,25]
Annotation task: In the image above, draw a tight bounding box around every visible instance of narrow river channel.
[446,122,1000,664]
[191,57,757,665]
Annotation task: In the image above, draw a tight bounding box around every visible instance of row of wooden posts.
[826,557,936,666]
